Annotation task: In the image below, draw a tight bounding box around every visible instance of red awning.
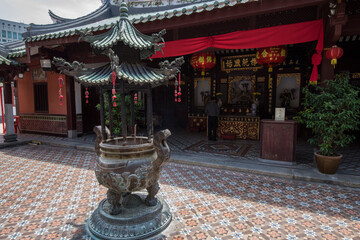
[153,19,323,83]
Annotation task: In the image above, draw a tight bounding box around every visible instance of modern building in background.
[0,19,28,43]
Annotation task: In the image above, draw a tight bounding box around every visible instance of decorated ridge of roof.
[25,0,258,43]
[0,40,26,59]
[48,9,73,23]
[8,47,26,58]
[74,63,169,86]
[0,55,11,65]
[84,16,155,50]
[79,1,164,52]
[23,0,112,39]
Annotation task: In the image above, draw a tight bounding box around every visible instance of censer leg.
[145,181,160,206]
[107,189,122,215]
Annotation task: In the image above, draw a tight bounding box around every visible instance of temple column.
[66,76,77,138]
[320,50,334,85]
[99,87,106,139]
[146,85,153,138]
[107,90,114,138]
[120,93,127,141]
[3,72,17,142]
[320,1,347,85]
[130,91,135,135]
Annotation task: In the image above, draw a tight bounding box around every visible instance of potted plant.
[296,73,360,174]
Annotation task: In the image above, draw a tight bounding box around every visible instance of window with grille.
[34,83,48,112]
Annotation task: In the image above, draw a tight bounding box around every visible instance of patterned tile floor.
[1,144,360,239]
[1,128,360,175]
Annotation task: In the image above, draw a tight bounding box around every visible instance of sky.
[0,0,104,25]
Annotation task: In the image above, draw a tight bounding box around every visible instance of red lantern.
[134,93,138,104]
[112,71,117,107]
[85,88,89,104]
[256,46,287,114]
[190,52,216,75]
[255,46,287,72]
[58,76,63,106]
[326,45,343,68]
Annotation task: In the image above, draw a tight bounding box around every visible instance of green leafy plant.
[96,93,144,136]
[295,73,360,156]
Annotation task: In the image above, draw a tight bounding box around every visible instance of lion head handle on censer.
[152,129,171,170]
[93,126,111,156]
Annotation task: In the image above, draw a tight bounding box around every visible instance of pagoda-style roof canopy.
[52,1,184,140]
[53,57,182,87]
[53,1,183,88]
[78,2,166,60]
[82,20,161,51]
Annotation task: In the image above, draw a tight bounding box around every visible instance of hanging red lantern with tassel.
[177,73,182,102]
[134,93,138,104]
[256,46,287,113]
[190,52,216,76]
[174,73,183,103]
[326,45,343,68]
[112,71,117,107]
[58,76,63,106]
[191,52,215,102]
[85,87,89,104]
[174,78,178,102]
[255,46,287,72]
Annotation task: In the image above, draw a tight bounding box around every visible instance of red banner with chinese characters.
[152,19,323,83]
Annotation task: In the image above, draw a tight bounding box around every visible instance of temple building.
[0,0,359,139]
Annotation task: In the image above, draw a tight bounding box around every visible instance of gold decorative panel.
[217,116,260,140]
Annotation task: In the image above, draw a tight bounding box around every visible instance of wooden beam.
[342,15,360,36]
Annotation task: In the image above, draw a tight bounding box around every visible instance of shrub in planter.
[96,93,143,136]
[296,73,360,173]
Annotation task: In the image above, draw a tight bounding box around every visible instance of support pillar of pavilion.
[3,72,17,142]
[66,76,77,138]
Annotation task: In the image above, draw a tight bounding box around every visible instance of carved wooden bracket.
[326,2,348,46]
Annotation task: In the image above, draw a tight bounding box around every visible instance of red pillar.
[66,75,77,138]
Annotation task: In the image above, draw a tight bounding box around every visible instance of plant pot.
[314,152,342,174]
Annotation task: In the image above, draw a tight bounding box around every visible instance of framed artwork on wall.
[194,77,211,108]
[276,73,301,108]
[32,68,47,82]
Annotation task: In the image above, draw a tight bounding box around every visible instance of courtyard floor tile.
[0,145,359,239]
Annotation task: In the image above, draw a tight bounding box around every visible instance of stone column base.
[68,130,77,139]
[4,134,17,142]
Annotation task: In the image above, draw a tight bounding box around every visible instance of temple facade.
[0,0,359,138]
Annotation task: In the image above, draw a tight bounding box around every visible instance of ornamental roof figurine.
[53,0,184,87]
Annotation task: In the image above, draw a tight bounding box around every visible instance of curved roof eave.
[48,9,73,23]
[0,55,12,65]
[25,0,258,43]
[24,0,112,38]
[0,40,26,59]
[73,62,174,87]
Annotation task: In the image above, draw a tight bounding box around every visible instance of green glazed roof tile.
[74,63,171,87]
[0,55,11,65]
[25,0,257,43]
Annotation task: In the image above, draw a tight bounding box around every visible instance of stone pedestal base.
[4,134,17,142]
[86,193,172,240]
